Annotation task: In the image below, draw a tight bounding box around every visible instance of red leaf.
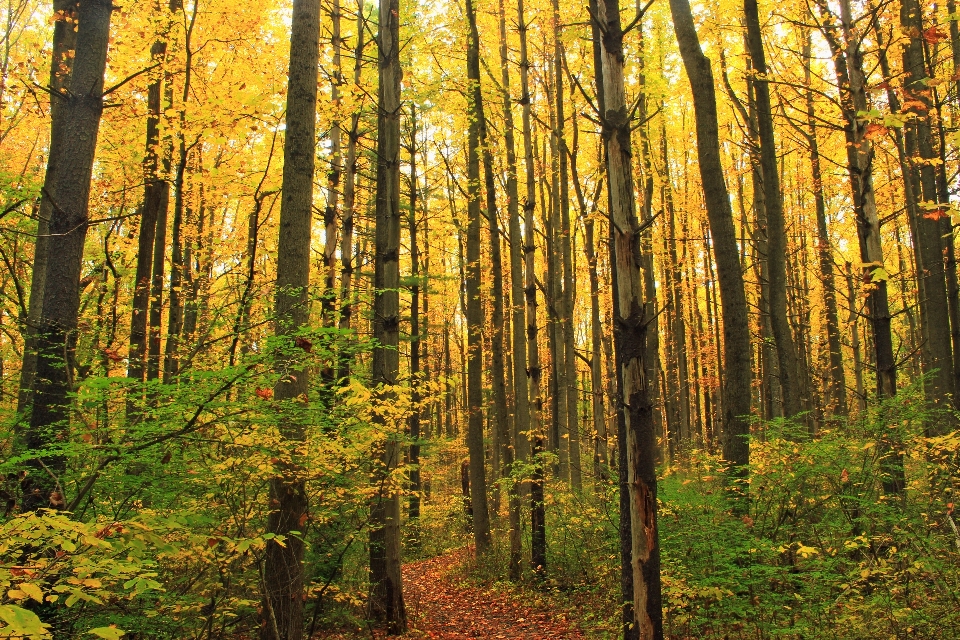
[103,348,123,362]
[298,513,308,527]
[924,208,949,221]
[923,26,948,44]
[207,537,220,547]
[840,469,850,483]
[864,123,888,140]
[255,387,273,400]
[295,337,313,353]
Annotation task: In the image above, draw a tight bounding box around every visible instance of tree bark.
[368,0,407,627]
[464,0,492,556]
[24,0,112,512]
[670,0,752,475]
[743,0,802,418]
[260,0,320,637]
[593,0,663,635]
[17,0,77,419]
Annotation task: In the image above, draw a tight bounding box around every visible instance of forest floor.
[314,548,587,639]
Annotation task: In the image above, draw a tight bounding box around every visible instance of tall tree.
[17,0,78,418]
[464,0,492,556]
[260,0,320,636]
[368,0,408,626]
[23,0,113,511]
[670,0,752,473]
[593,0,663,636]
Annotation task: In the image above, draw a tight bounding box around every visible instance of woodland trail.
[317,548,587,639]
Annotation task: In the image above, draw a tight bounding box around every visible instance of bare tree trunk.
[743,0,802,418]
[815,0,903,493]
[464,0,492,556]
[17,0,77,419]
[323,0,343,335]
[593,0,663,635]
[495,0,526,578]
[518,0,545,574]
[407,105,421,527]
[23,0,112,512]
[368,0,407,627]
[259,0,319,637]
[670,0,752,474]
[802,33,846,416]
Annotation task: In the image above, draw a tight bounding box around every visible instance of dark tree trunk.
[17,0,78,420]
[593,0,663,635]
[464,0,492,555]
[368,0,407,628]
[259,1,319,638]
[743,0,802,418]
[407,105,421,526]
[670,0,752,473]
[24,0,112,511]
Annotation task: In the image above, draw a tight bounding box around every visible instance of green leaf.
[88,626,126,639]
[19,582,44,603]
[0,604,50,637]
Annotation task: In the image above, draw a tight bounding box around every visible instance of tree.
[670,0,753,474]
[259,0,320,637]
[368,0,407,627]
[22,0,113,512]
[592,0,663,635]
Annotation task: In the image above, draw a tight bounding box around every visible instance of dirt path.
[402,549,585,639]
[315,549,586,639]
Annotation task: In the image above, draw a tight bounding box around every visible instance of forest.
[0,0,959,637]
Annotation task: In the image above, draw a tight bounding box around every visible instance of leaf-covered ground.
[316,549,586,638]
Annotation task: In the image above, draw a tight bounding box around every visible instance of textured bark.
[743,0,802,418]
[24,0,112,511]
[368,0,407,628]
[901,0,954,428]
[496,0,525,579]
[407,106,421,524]
[802,34,846,416]
[518,0,545,574]
[337,0,365,381]
[816,0,903,492]
[551,0,581,490]
[18,0,77,418]
[323,0,343,333]
[259,0,319,637]
[464,0,492,555]
[670,0,752,471]
[594,0,663,636]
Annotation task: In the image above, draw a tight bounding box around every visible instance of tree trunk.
[593,0,663,635]
[407,105,421,527]
[24,0,112,512]
[743,0,802,418]
[368,0,407,627]
[17,0,78,419]
[464,0,492,556]
[815,0,903,492]
[260,0,319,637]
[496,0,526,578]
[670,0,752,474]
[802,33,846,416]
[901,0,954,428]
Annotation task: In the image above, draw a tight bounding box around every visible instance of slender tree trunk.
[24,0,112,512]
[259,0,320,637]
[368,0,407,627]
[518,0,546,574]
[802,34,846,416]
[323,0,343,334]
[816,0,903,492]
[407,105,421,527]
[496,0,526,578]
[743,0,802,418]
[594,0,663,635]
[337,0,365,381]
[901,0,954,427]
[464,0,492,556]
[670,0,752,474]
